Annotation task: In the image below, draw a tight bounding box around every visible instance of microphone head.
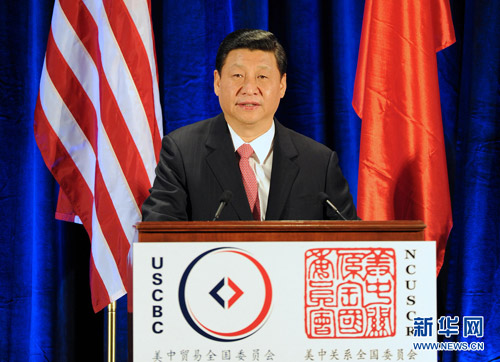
[220,190,233,203]
[318,192,330,204]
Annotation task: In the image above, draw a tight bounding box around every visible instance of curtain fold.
[0,0,498,360]
[439,1,500,361]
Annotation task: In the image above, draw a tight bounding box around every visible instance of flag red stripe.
[99,79,152,208]
[59,0,101,68]
[44,30,98,153]
[89,254,111,313]
[145,0,162,152]
[103,0,162,159]
[145,0,161,105]
[55,190,77,222]
[34,95,94,235]
[93,168,130,283]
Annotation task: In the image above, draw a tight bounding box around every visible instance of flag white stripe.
[122,0,164,164]
[51,0,101,126]
[123,0,154,72]
[84,0,158,178]
[97,121,142,241]
[39,61,96,191]
[91,203,126,298]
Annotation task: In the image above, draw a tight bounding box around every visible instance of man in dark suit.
[142,29,357,221]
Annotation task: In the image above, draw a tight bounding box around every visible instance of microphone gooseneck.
[318,192,347,221]
[212,190,233,221]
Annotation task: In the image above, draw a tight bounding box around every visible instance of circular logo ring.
[178,247,273,342]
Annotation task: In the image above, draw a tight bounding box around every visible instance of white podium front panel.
[133,241,436,361]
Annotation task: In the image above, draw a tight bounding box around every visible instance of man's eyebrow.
[227,63,244,69]
[227,63,272,70]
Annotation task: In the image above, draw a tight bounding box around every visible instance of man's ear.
[280,73,287,98]
[214,70,221,96]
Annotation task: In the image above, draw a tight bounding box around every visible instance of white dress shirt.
[227,122,274,220]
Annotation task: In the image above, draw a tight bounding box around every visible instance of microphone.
[212,190,233,221]
[318,192,347,221]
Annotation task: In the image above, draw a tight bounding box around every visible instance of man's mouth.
[237,102,260,109]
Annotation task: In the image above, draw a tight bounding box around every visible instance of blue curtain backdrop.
[0,0,498,361]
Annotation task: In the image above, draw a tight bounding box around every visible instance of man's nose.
[241,77,258,94]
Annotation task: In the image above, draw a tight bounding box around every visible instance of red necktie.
[237,144,261,220]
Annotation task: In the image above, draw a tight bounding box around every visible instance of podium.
[131,220,436,361]
[136,220,425,242]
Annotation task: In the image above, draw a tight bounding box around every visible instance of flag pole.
[107,301,116,362]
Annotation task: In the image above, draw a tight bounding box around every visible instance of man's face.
[214,49,287,134]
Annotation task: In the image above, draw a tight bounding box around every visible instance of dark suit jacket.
[142,114,358,221]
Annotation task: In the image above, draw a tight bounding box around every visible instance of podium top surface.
[136,220,426,242]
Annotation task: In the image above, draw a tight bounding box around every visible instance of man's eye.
[233,74,243,78]
[258,75,268,79]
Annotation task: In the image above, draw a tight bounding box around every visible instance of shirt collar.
[227,121,275,164]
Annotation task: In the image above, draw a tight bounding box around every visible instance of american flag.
[34,0,163,312]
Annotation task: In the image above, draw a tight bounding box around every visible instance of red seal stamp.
[305,248,396,338]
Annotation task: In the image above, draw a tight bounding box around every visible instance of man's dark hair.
[215,29,287,77]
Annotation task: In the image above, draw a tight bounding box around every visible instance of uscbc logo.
[179,247,273,342]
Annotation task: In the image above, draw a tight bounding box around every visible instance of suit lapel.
[205,115,253,220]
[266,121,299,220]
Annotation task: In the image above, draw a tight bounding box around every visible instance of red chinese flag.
[353,0,455,274]
[34,0,163,311]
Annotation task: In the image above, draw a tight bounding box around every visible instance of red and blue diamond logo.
[179,247,273,342]
[209,277,244,309]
